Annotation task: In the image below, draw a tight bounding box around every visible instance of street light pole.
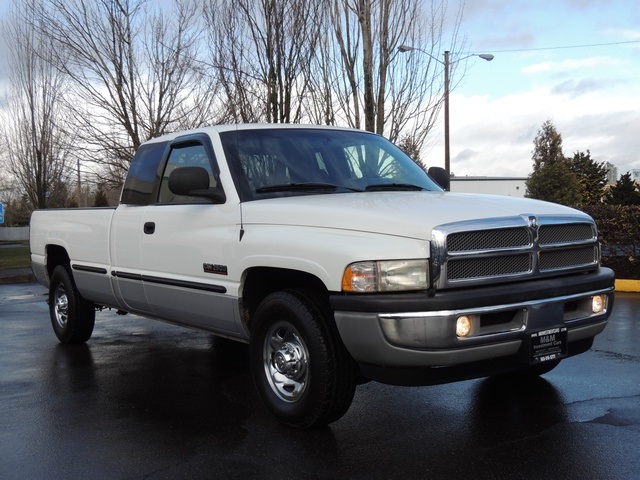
[398,45,494,186]
[444,50,451,178]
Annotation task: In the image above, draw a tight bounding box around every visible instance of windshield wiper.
[364,183,425,191]
[256,182,363,193]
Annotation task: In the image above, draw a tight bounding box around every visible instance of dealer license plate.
[527,327,568,364]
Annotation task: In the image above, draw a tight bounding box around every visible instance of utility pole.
[444,50,450,179]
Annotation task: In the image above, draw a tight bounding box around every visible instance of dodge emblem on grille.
[526,215,538,229]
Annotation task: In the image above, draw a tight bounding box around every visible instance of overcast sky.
[441,0,640,179]
[0,0,638,180]
[0,0,10,103]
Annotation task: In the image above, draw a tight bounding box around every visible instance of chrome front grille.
[431,215,600,289]
[538,223,595,245]
[447,254,532,280]
[539,246,598,271]
[447,227,530,252]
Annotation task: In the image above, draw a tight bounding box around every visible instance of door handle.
[143,222,156,234]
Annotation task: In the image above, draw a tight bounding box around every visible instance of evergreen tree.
[526,161,582,206]
[605,172,640,205]
[568,150,608,205]
[93,185,109,207]
[525,120,581,205]
[398,134,426,171]
[531,119,564,171]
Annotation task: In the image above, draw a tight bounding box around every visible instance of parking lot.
[1,283,639,479]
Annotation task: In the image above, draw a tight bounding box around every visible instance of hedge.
[581,205,640,256]
[581,205,640,279]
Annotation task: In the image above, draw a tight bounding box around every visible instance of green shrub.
[582,205,640,257]
[581,205,640,279]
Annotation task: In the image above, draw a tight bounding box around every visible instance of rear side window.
[120,142,167,205]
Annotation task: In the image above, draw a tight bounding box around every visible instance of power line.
[486,40,640,54]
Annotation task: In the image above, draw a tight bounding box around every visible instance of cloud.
[437,0,640,180]
[475,32,536,50]
[600,28,640,41]
[428,87,640,179]
[523,56,625,75]
[566,0,600,6]
[454,148,478,164]
[551,78,611,96]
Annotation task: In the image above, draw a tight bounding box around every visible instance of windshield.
[220,128,442,201]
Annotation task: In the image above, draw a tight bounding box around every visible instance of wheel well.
[241,267,329,331]
[46,245,70,279]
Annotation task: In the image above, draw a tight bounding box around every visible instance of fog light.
[592,295,606,314]
[456,316,472,337]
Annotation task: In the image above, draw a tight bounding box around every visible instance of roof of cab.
[141,123,368,145]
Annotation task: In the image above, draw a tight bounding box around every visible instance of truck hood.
[240,192,588,240]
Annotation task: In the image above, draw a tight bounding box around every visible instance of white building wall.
[450,177,527,197]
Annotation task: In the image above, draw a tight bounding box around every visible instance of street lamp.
[398,45,494,186]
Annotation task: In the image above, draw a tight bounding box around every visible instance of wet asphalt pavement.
[1,283,639,480]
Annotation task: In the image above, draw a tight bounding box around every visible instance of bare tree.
[35,0,218,187]
[4,0,468,200]
[1,0,71,211]
[204,0,322,124]
[204,0,466,156]
[204,0,264,123]
[314,0,466,148]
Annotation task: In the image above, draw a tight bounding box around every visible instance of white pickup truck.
[31,124,615,428]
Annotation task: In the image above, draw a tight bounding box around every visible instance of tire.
[249,290,357,429]
[49,265,95,344]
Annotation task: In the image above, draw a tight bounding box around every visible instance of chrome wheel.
[53,284,69,329]
[263,321,309,402]
[48,265,95,344]
[250,290,357,428]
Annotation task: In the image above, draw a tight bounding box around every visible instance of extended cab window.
[158,142,217,203]
[120,141,167,205]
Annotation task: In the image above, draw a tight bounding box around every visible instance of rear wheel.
[49,265,95,344]
[250,290,357,429]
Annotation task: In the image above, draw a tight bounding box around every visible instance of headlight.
[342,259,429,293]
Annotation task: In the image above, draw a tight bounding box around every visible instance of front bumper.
[330,268,615,376]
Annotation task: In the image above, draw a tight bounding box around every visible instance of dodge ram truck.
[30,124,615,428]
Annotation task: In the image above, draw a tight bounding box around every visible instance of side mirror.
[428,166,450,191]
[168,166,226,203]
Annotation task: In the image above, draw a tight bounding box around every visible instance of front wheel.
[250,290,357,429]
[49,265,95,344]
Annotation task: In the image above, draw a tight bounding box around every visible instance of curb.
[615,279,640,293]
